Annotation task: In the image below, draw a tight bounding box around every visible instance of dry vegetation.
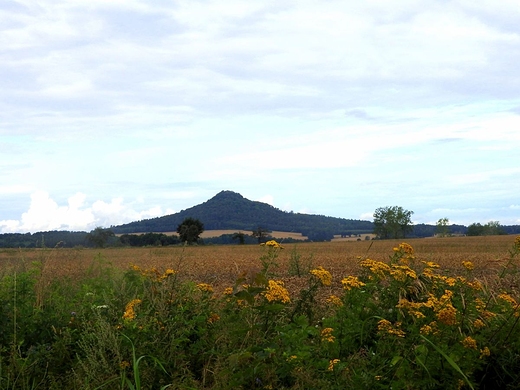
[0,235,514,299]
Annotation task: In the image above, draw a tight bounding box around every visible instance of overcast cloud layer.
[1,0,520,233]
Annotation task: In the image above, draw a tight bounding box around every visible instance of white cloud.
[0,191,170,233]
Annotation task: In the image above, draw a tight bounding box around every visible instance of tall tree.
[373,206,414,239]
[176,217,204,244]
[436,217,450,237]
[86,227,115,248]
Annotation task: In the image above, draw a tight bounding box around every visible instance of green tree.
[86,227,115,248]
[436,217,450,237]
[373,206,414,239]
[176,217,204,244]
[251,227,269,243]
[232,232,246,245]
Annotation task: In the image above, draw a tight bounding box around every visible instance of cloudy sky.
[1,0,520,233]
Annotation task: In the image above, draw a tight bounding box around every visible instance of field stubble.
[0,235,515,299]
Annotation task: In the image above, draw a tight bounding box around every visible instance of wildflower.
[498,293,517,306]
[421,261,440,269]
[437,305,458,326]
[95,305,109,309]
[359,259,390,279]
[397,299,426,319]
[286,355,298,362]
[394,243,414,255]
[197,283,214,293]
[223,287,234,295]
[473,319,486,329]
[262,240,284,249]
[377,319,406,338]
[462,261,474,271]
[122,299,142,320]
[119,361,130,370]
[310,266,332,286]
[341,275,366,290]
[326,295,343,306]
[461,336,477,349]
[263,280,290,303]
[321,327,335,343]
[420,324,433,335]
[390,265,417,281]
[207,313,220,324]
[328,359,340,371]
[514,236,520,251]
[480,347,491,359]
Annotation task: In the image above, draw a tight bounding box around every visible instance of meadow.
[1,235,519,389]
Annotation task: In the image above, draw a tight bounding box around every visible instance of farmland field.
[1,234,520,389]
[0,235,514,294]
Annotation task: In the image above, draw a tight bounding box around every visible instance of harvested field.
[0,235,515,299]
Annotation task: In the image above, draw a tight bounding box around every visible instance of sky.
[1,0,520,233]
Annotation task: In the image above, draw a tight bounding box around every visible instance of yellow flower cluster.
[321,327,335,343]
[263,280,291,303]
[197,283,214,293]
[131,265,177,282]
[389,265,417,282]
[462,261,474,271]
[480,347,491,359]
[341,276,366,290]
[223,287,234,295]
[419,322,439,335]
[394,242,414,255]
[122,299,142,320]
[310,266,332,286]
[461,336,477,349]
[377,319,406,338]
[261,240,284,249]
[514,235,520,251]
[326,295,343,306]
[328,359,340,371]
[359,259,391,279]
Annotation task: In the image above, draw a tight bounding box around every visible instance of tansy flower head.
[326,295,343,306]
[263,280,290,303]
[461,336,477,349]
[328,359,340,371]
[462,261,474,271]
[197,283,213,293]
[321,327,335,343]
[341,276,366,290]
[122,299,142,320]
[261,240,284,249]
[310,266,332,286]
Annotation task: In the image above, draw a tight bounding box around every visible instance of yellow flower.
[223,287,234,295]
[321,327,335,343]
[514,236,520,251]
[394,243,414,255]
[480,347,491,359]
[197,283,214,293]
[263,280,290,303]
[420,324,433,335]
[498,293,517,306]
[437,305,458,326]
[122,299,142,320]
[310,266,332,286]
[461,336,477,349]
[207,313,220,324]
[359,259,391,279]
[119,360,130,370]
[377,319,406,338]
[328,359,340,371]
[262,240,284,249]
[421,261,440,269]
[341,276,366,290]
[473,319,486,329]
[326,295,343,306]
[462,261,474,271]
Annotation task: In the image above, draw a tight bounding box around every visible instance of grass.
[0,235,519,389]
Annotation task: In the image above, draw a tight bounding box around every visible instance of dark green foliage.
[177,217,204,244]
[373,206,414,239]
[86,227,115,248]
[112,191,375,239]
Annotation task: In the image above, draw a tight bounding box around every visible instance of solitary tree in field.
[176,217,204,244]
[373,206,414,239]
[86,227,115,248]
[251,227,269,243]
[436,217,450,237]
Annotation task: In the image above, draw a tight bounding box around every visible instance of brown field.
[1,235,517,299]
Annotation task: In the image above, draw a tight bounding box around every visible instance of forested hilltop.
[112,190,374,241]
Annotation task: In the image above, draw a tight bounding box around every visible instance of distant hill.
[112,190,375,240]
